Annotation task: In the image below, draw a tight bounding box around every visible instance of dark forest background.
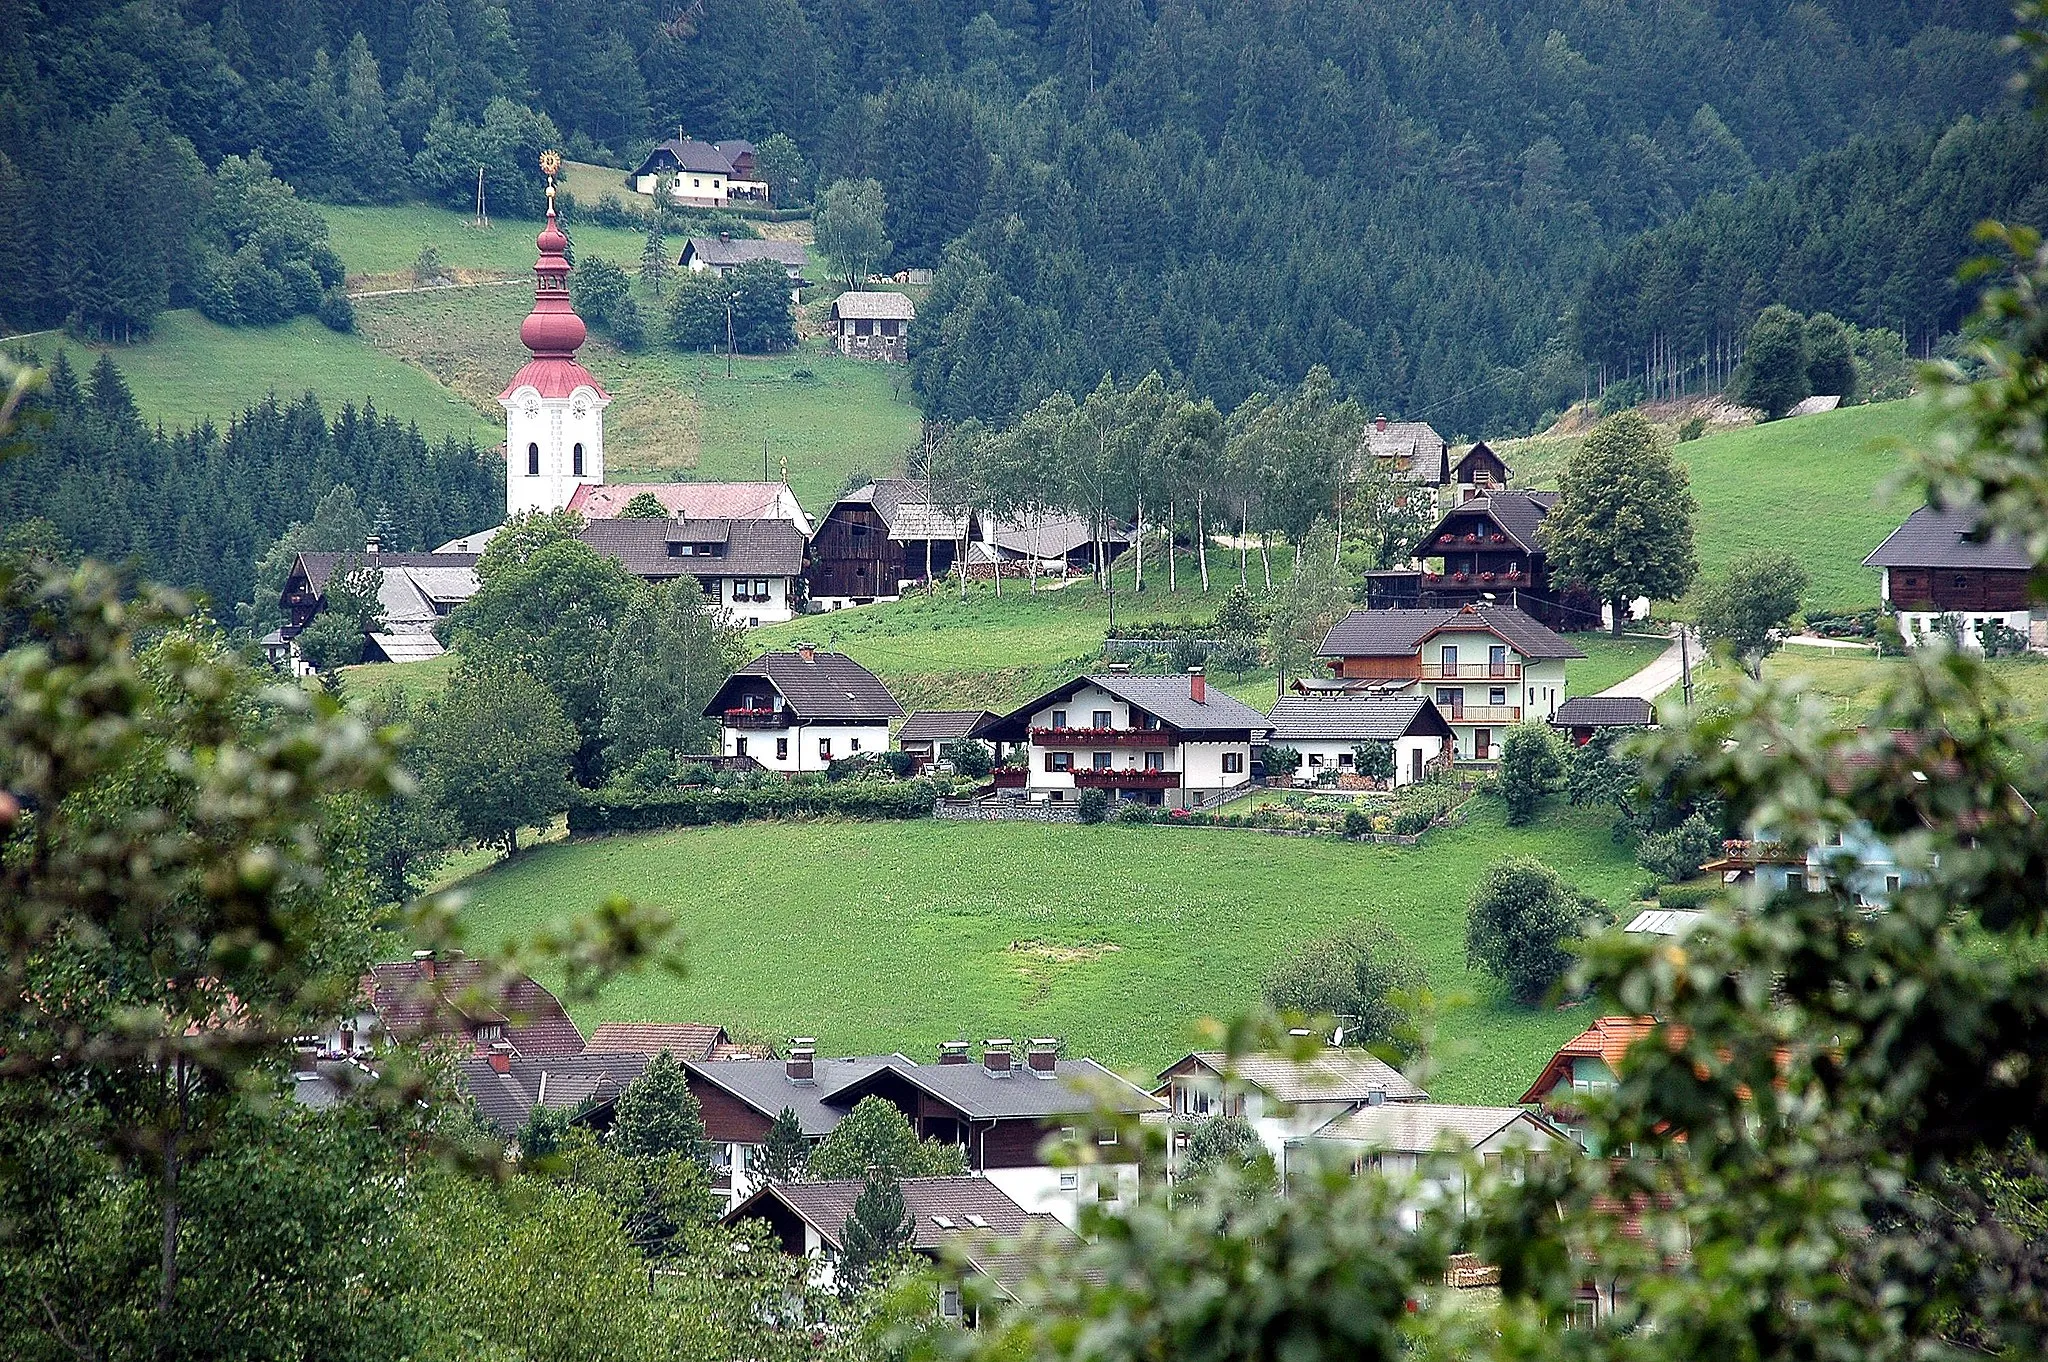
[2,0,2042,439]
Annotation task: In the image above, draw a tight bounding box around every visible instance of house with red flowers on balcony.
[704,645,902,773]
[976,666,1270,808]
[1364,489,1565,627]
[1307,604,1582,762]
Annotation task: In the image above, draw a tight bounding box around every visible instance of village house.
[805,478,973,606]
[978,667,1270,808]
[704,646,903,771]
[628,134,742,206]
[725,1174,1080,1317]
[1155,1048,1429,1181]
[1446,440,1512,502]
[896,709,1000,770]
[1261,693,1455,787]
[584,1021,763,1059]
[1550,695,1657,746]
[1293,1103,1575,1227]
[318,950,587,1063]
[458,1047,663,1136]
[270,548,479,672]
[967,510,1131,578]
[1517,1016,1660,1155]
[682,1039,1160,1220]
[567,480,814,536]
[577,515,807,626]
[1359,415,1451,486]
[1310,604,1583,761]
[680,235,809,303]
[1863,504,2041,651]
[829,291,916,362]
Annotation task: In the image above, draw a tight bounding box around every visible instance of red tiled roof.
[361,958,585,1058]
[567,482,794,520]
[499,357,610,402]
[585,1022,727,1060]
[1518,1017,1663,1105]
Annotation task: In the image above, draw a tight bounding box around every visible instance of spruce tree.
[640,217,670,298]
[838,1169,912,1288]
[757,1107,810,1183]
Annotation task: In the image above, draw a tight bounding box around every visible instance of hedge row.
[570,779,940,835]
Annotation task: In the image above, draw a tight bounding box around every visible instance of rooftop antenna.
[473,165,489,229]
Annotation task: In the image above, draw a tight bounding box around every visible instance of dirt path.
[1597,629,1698,700]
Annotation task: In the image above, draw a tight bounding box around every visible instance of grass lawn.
[10,311,489,445]
[1693,642,2048,721]
[342,650,459,706]
[1566,633,1670,696]
[1502,401,1925,615]
[449,797,1644,1104]
[323,201,661,289]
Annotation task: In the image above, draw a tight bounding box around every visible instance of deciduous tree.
[1495,720,1565,825]
[1542,411,1697,634]
[1464,856,1605,1003]
[809,1096,965,1180]
[1732,303,1812,419]
[419,661,578,853]
[1695,548,1808,678]
[813,178,892,287]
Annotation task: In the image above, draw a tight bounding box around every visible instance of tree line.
[0,354,501,618]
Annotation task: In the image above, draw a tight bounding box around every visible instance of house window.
[855,318,874,336]
[851,738,862,752]
[754,578,769,599]
[1955,575,1967,588]
[732,580,748,601]
[1786,872,1806,892]
[1338,752,1353,767]
[1826,830,1843,846]
[1885,874,1901,893]
[1098,1129,1119,1146]
[1222,752,1244,774]
[1047,752,1073,772]
[1059,1171,1079,1191]
[1490,688,1506,706]
[735,736,748,756]
[818,738,833,760]
[776,738,788,761]
[1307,752,1324,767]
[1051,709,1069,729]
[940,1288,962,1320]
[527,442,540,476]
[1092,752,1112,770]
[1145,752,1164,771]
[572,442,584,475]
[1441,645,1458,672]
[1092,709,1112,728]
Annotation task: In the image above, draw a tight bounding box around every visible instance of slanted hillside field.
[449,798,1645,1104]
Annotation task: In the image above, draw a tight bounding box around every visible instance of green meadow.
[447,798,1646,1104]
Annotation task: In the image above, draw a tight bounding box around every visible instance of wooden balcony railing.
[1441,705,1521,725]
[723,708,787,730]
[1420,662,1521,680]
[1073,769,1181,789]
[1031,727,1172,748]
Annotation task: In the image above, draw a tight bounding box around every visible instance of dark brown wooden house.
[805,479,972,605]
[1448,441,1512,500]
[1865,505,2039,650]
[1365,491,1564,626]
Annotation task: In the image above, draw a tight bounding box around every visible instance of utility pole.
[474,166,489,228]
[1679,627,1694,709]
[725,294,736,379]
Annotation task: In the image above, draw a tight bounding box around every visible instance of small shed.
[896,709,1000,769]
[1550,695,1656,746]
[829,291,916,362]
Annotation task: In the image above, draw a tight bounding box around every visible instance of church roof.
[500,358,609,402]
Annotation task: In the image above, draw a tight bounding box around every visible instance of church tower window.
[527,443,540,476]
[572,443,584,475]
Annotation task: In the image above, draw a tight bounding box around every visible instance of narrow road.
[1596,628,1698,701]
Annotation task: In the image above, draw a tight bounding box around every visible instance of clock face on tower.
[523,399,540,418]
[572,399,589,418]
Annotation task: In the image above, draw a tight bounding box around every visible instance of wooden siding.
[806,503,905,600]
[1336,656,1422,680]
[979,1118,1058,1169]
[1890,567,2031,613]
[693,1077,776,1143]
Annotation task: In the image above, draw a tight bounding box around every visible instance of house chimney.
[1026,1038,1058,1075]
[938,1040,970,1065]
[488,1040,512,1075]
[1375,414,1388,432]
[796,641,816,663]
[412,948,435,981]
[1367,1086,1387,1107]
[982,1038,1013,1076]
[787,1039,816,1083]
[720,230,732,242]
[1188,666,1206,704]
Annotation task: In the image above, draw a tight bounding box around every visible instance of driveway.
[1596,629,1698,701]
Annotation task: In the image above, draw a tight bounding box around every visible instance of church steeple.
[499,150,610,518]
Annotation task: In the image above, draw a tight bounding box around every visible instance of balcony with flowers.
[1030,726,1172,748]
[722,707,788,730]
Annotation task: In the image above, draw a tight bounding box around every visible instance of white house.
[977,668,1271,808]
[578,516,807,627]
[628,135,735,206]
[703,646,903,771]
[1311,604,1583,761]
[1263,693,1455,787]
[1292,1103,1575,1227]
[500,182,608,518]
[1155,1048,1430,1183]
[1863,505,2038,651]
[680,235,809,304]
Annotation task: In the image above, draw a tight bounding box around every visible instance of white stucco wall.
[710,574,796,627]
[503,386,607,517]
[723,722,891,772]
[1017,686,1249,802]
[1289,735,1440,787]
[984,1164,1138,1231]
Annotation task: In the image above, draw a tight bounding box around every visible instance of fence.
[937,797,1082,823]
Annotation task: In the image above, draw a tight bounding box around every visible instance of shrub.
[1264,745,1303,777]
[1166,635,1207,674]
[567,779,940,834]
[1392,808,1432,836]
[826,751,911,782]
[413,245,448,287]
[589,192,637,227]
[315,287,355,332]
[1077,789,1108,823]
[677,762,713,787]
[790,367,816,381]
[1655,878,1725,911]
[1351,741,1395,783]
[1677,415,1707,442]
[1116,801,1153,824]
[1637,810,1723,883]
[940,739,992,778]
[1210,635,1263,672]
[1342,808,1373,839]
[572,254,630,324]
[1497,721,1565,825]
[1465,857,1608,1004]
[1261,921,1423,1048]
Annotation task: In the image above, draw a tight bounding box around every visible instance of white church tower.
[499,152,609,517]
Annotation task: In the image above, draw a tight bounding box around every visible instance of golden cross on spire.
[539,150,562,211]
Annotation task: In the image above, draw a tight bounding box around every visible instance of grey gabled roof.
[683,1055,912,1136]
[1430,491,1557,553]
[293,551,479,599]
[706,650,903,724]
[726,1175,1038,1252]
[898,710,1000,745]
[825,1057,1163,1120]
[683,237,807,271]
[1162,1050,1428,1104]
[984,673,1270,741]
[1316,605,1582,662]
[1863,505,2033,571]
[1309,1103,1568,1152]
[1552,696,1656,728]
[1264,694,1452,743]
[456,1051,662,1133]
[635,136,736,177]
[832,291,917,321]
[578,516,805,579]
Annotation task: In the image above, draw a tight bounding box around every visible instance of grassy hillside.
[1502,400,1924,614]
[326,201,670,289]
[1692,642,2048,721]
[11,311,489,445]
[449,798,1644,1104]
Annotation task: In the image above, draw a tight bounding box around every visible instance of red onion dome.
[519,202,586,359]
